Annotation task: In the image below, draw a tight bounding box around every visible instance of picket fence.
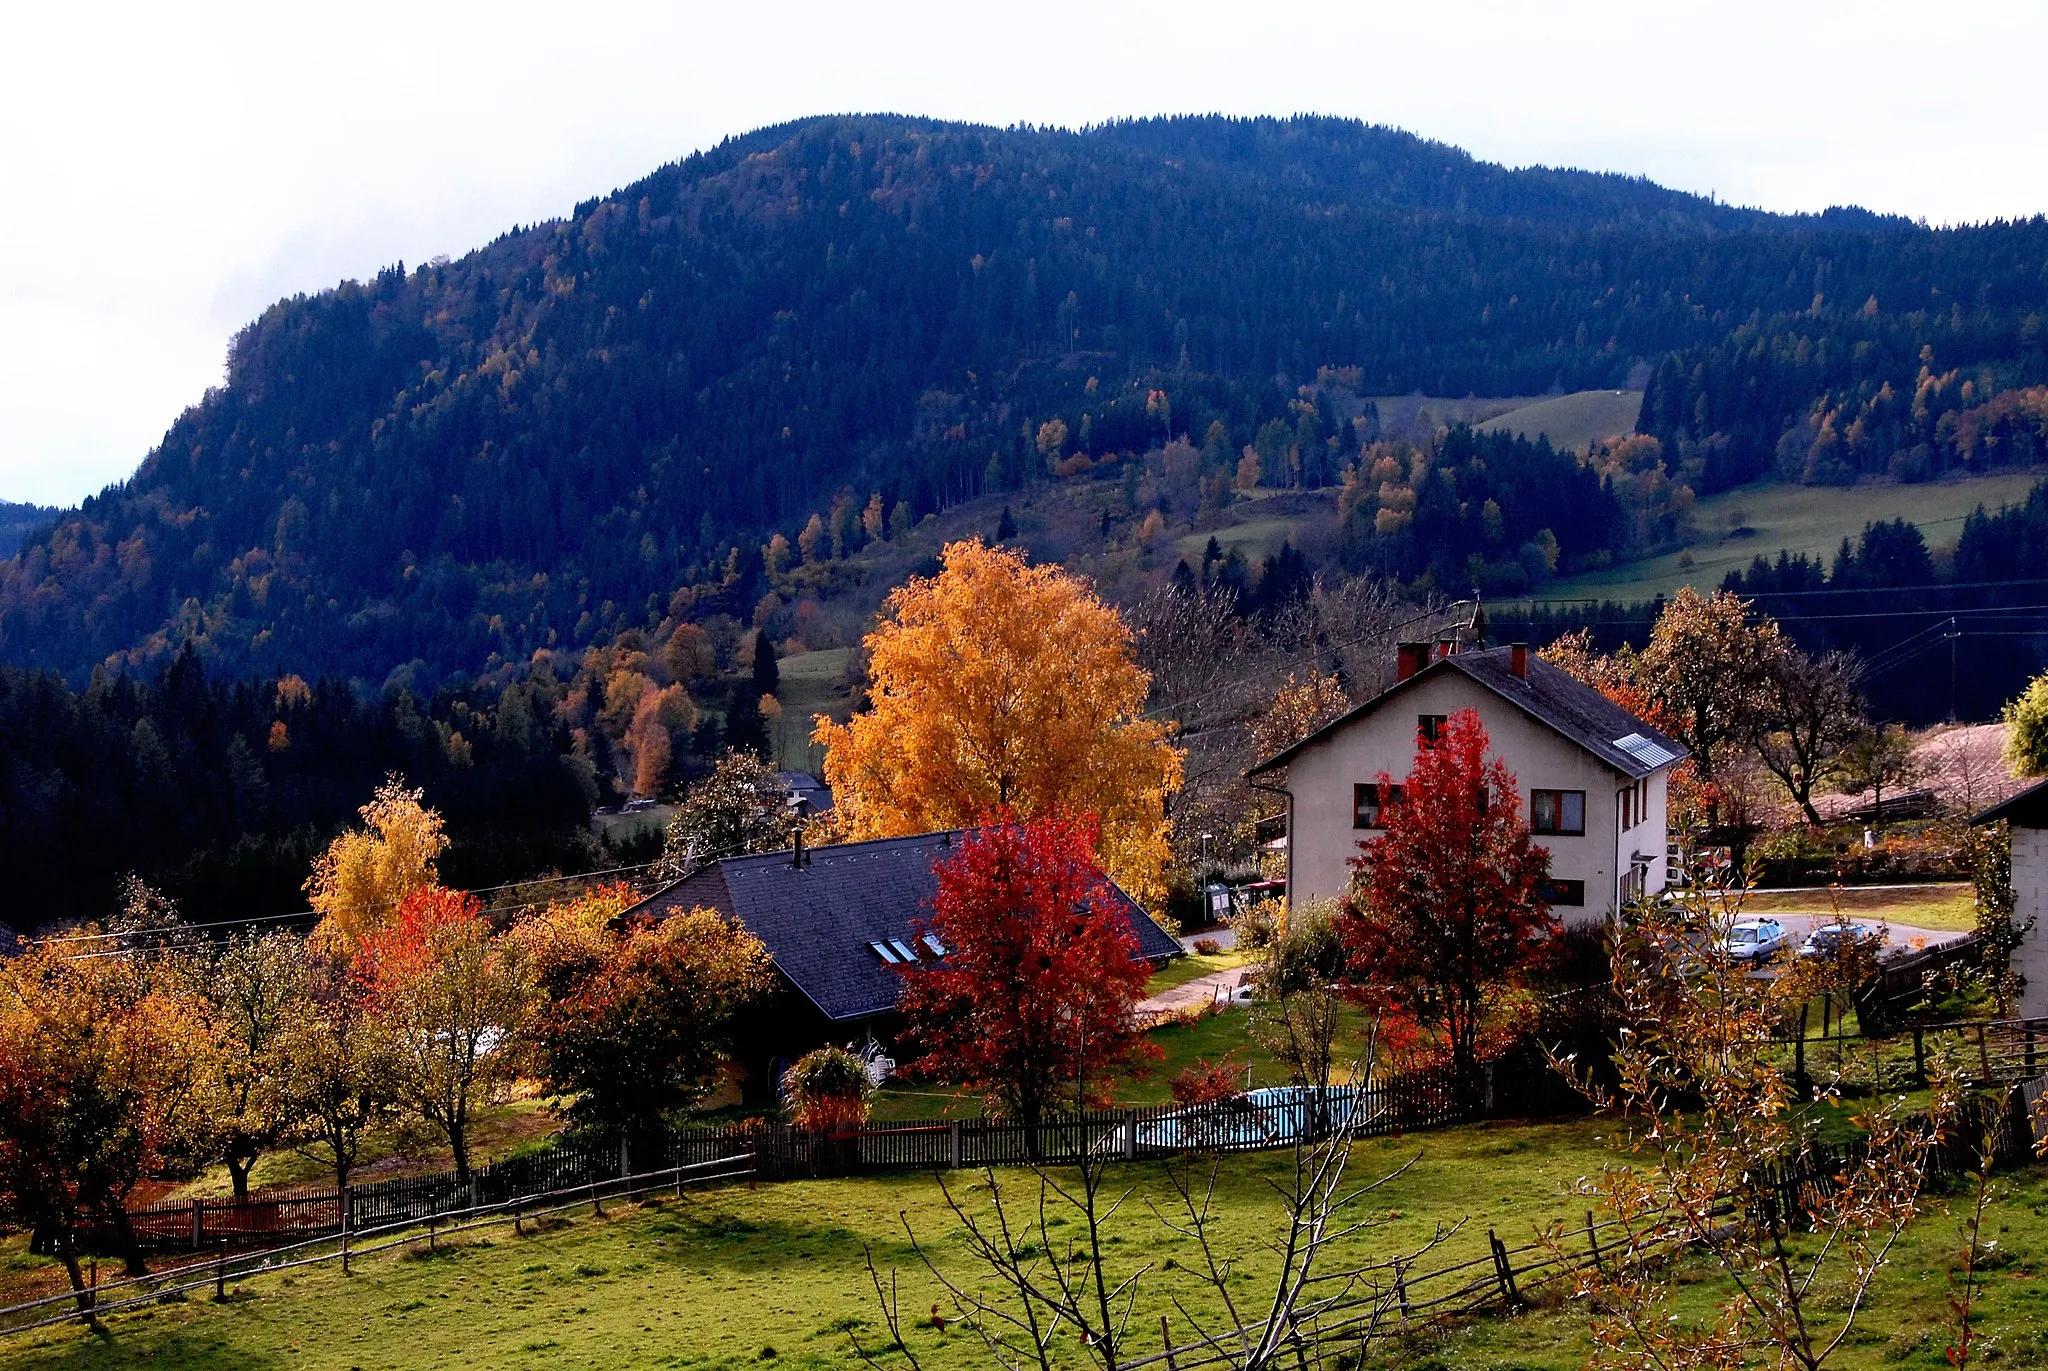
[103,1064,1506,1255]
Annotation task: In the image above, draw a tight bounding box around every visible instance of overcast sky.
[4,0,2045,507]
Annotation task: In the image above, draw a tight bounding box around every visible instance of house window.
[1417,714,1448,745]
[1530,789,1585,836]
[1619,778,1648,831]
[1540,879,1586,907]
[1353,782,1402,829]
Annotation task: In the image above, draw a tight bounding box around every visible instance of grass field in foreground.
[0,1121,1614,1371]
[9,1116,2047,1371]
[1544,467,2048,604]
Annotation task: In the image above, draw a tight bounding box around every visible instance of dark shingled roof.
[1248,645,1688,780]
[1972,777,2048,828]
[624,830,1181,1023]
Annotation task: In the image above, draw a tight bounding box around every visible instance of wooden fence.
[1125,1088,2029,1371]
[5,1154,755,1338]
[99,1065,1490,1255]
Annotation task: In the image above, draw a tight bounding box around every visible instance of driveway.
[1138,966,1253,1018]
[1752,910,1969,956]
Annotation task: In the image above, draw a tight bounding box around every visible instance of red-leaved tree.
[898,812,1159,1143]
[1337,709,1556,1101]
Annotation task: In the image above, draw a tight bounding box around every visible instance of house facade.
[1971,779,2048,1018]
[1248,642,1686,925]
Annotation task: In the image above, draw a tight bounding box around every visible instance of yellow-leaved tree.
[305,775,448,953]
[814,539,1183,907]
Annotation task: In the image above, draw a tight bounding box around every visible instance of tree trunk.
[102,1200,149,1278]
[226,1152,255,1204]
[447,1115,471,1186]
[51,1223,94,1323]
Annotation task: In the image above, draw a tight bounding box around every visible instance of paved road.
[1751,910,1968,955]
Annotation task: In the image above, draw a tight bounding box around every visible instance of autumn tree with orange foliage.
[356,887,531,1182]
[1248,670,1351,760]
[0,940,214,1299]
[897,813,1159,1142]
[305,776,447,953]
[512,884,771,1142]
[815,540,1182,906]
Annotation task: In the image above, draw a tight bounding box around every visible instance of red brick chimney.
[1396,642,1429,682]
[1509,642,1529,679]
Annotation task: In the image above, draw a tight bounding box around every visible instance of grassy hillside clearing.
[5,1115,2042,1370]
[1544,466,2048,604]
[1472,389,1642,453]
[769,647,855,772]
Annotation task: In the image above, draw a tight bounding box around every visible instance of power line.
[1497,575,2048,606]
[27,858,672,950]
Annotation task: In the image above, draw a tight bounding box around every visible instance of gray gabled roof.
[624,830,1180,1023]
[1247,645,1688,780]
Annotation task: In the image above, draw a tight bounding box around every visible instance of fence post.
[214,1240,227,1301]
[1914,1026,1926,1088]
[1585,1210,1603,1275]
[191,1198,204,1252]
[1483,1063,1496,1118]
[619,1138,631,1198]
[591,1176,604,1218]
[2029,1026,2038,1077]
[1794,1004,1809,1101]
[1488,1230,1522,1311]
[1980,1023,1994,1082]
[1160,1314,1178,1371]
[949,1121,962,1170]
[1124,1109,1138,1162]
[1393,1257,1410,1318]
[341,1187,352,1274]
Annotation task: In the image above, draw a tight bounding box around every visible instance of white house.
[1971,779,2048,1018]
[1247,641,1688,925]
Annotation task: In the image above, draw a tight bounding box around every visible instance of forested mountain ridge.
[5,113,2047,688]
[0,502,56,559]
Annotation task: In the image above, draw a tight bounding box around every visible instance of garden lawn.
[0,1120,1619,1371]
[1745,882,1978,934]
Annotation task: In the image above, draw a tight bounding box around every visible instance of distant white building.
[1247,642,1688,924]
[1972,780,2048,1017]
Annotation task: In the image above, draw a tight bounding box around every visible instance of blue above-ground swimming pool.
[1111,1085,1373,1153]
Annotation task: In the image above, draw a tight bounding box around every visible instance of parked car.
[1722,918,1790,962]
[1797,922,1884,961]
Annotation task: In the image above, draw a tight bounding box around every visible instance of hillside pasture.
[7,1118,2045,1370]
[1543,466,2048,604]
[1472,389,1642,453]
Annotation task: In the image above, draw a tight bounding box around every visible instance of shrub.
[1168,1054,1242,1106]
[1227,894,1285,950]
[1190,936,1223,955]
[780,1046,872,1133]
